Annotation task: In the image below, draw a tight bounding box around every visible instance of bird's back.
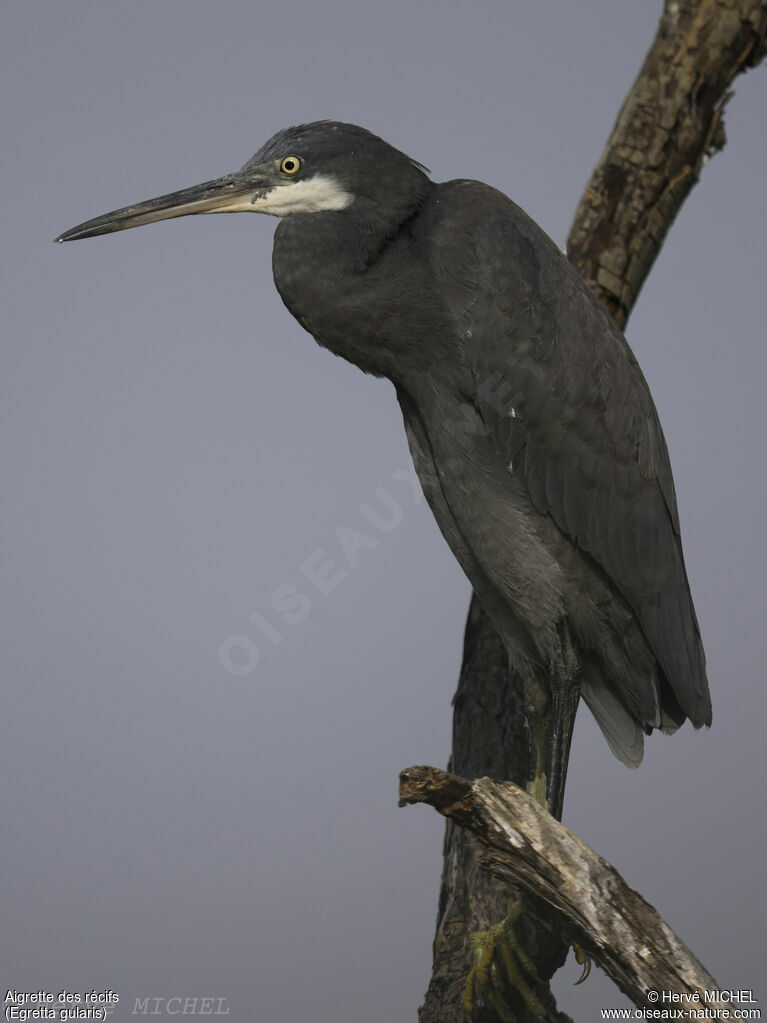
[404,180,711,756]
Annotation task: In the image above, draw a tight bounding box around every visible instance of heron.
[56,119,711,837]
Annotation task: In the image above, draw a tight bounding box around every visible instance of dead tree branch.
[567,0,767,324]
[420,3,767,1021]
[402,766,723,1011]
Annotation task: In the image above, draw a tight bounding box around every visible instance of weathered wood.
[402,766,724,1012]
[567,0,767,325]
[419,2,767,1021]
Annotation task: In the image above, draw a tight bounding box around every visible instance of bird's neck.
[272,185,441,382]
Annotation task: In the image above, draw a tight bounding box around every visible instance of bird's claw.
[463,902,546,1021]
[572,942,592,985]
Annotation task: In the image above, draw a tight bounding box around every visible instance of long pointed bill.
[55,173,266,242]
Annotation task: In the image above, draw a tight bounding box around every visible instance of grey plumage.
[56,120,712,806]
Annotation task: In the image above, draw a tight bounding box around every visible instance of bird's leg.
[463,681,555,1020]
[524,625,581,821]
[522,676,551,812]
[463,681,554,1019]
[544,631,581,823]
[518,631,592,980]
[541,629,593,985]
[464,634,587,1018]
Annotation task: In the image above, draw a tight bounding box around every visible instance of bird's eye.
[280,156,301,176]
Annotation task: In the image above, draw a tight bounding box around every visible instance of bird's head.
[55,121,431,242]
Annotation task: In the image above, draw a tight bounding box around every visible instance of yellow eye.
[280,155,301,176]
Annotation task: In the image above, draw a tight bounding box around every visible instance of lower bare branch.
[401,766,725,1011]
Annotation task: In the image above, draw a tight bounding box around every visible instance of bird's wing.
[424,180,710,728]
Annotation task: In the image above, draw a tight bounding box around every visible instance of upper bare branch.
[567,0,767,328]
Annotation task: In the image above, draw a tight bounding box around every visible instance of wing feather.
[425,180,711,728]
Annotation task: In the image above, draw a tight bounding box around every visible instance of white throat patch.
[250,174,353,217]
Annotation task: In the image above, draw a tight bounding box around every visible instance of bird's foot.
[463,902,547,1021]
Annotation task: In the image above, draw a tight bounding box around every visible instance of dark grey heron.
[56,121,711,825]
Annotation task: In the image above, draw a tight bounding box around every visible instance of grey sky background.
[2,2,765,1019]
